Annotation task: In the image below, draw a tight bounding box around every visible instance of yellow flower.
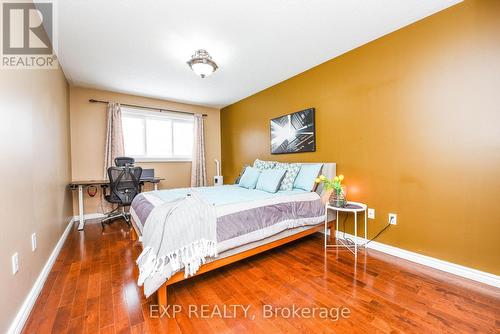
[319,175,326,181]
[333,176,339,182]
[315,177,321,183]
[338,174,344,181]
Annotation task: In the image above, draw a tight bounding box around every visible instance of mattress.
[130,185,326,253]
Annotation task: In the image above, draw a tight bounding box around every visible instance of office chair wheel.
[101,211,132,230]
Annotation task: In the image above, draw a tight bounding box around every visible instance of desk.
[69,177,164,230]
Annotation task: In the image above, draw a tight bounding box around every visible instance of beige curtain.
[103,102,125,178]
[191,114,207,187]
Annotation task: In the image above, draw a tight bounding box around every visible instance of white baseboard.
[334,231,500,288]
[71,212,106,222]
[7,218,75,334]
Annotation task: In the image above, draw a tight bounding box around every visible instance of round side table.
[324,201,368,258]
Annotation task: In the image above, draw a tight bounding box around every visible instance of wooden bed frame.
[130,221,334,307]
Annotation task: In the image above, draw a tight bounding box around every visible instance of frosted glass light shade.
[191,62,215,77]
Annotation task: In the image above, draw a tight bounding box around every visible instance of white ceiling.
[57,0,461,108]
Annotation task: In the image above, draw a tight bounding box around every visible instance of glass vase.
[329,186,347,207]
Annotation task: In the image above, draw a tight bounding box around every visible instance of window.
[122,107,194,161]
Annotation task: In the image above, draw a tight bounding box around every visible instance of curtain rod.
[88,99,208,117]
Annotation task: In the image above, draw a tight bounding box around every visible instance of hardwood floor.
[22,219,499,333]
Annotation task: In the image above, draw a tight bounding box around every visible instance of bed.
[129,162,336,306]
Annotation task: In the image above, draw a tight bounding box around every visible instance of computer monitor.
[141,168,154,180]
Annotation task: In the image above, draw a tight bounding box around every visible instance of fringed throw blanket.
[136,191,217,297]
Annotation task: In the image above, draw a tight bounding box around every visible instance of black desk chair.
[100,157,136,200]
[101,165,142,228]
[115,156,135,167]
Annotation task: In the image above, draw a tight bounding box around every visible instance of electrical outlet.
[12,253,19,275]
[31,233,37,251]
[389,213,397,225]
[368,208,375,219]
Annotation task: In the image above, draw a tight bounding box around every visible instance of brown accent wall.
[0,68,72,331]
[69,86,221,214]
[221,0,500,274]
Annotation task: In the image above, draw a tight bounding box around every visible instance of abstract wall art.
[270,108,316,154]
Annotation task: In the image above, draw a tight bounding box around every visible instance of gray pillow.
[275,162,301,191]
[253,158,277,170]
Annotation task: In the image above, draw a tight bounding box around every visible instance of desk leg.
[154,183,158,191]
[77,185,85,231]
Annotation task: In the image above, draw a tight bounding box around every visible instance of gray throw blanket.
[136,192,217,297]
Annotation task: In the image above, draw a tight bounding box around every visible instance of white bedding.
[130,185,328,296]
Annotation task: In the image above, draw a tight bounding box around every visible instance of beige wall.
[0,68,72,332]
[221,0,500,275]
[69,86,221,214]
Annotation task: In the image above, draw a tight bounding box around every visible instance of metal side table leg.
[324,206,328,248]
[336,210,339,240]
[354,211,358,259]
[364,210,367,242]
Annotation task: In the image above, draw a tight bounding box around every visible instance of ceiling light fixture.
[187,49,218,78]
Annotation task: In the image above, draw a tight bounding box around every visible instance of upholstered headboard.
[318,162,337,181]
[308,162,336,222]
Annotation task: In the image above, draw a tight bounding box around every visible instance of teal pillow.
[256,169,287,193]
[238,167,261,189]
[293,164,323,191]
[234,166,249,184]
[275,162,301,191]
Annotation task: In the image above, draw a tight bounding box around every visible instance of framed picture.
[270,108,316,154]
